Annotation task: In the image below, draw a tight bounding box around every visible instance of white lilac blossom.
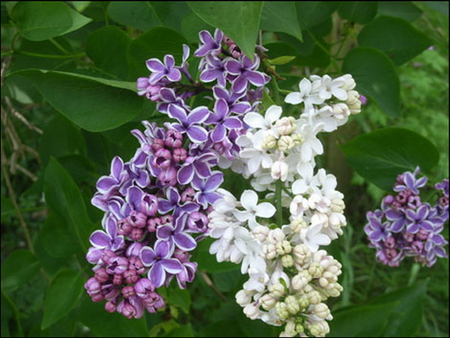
[87,28,271,319]
[208,73,362,336]
[365,167,448,267]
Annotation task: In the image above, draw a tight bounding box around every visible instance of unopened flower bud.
[269,282,285,298]
[276,240,292,255]
[281,255,294,268]
[259,293,277,310]
[278,135,296,152]
[285,295,300,315]
[308,262,324,278]
[236,289,252,306]
[262,134,277,149]
[271,160,289,182]
[333,103,350,119]
[308,321,330,337]
[314,303,331,319]
[275,301,289,320]
[291,273,309,291]
[243,303,260,320]
[307,290,322,305]
[275,116,296,135]
[252,225,270,241]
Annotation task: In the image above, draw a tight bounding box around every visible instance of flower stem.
[276,180,284,226]
[407,262,421,286]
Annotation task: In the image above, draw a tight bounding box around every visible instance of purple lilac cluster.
[85,29,270,318]
[365,167,449,267]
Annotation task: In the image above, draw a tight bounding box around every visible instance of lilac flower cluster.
[85,29,270,318]
[365,167,448,267]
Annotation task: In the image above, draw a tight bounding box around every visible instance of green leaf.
[260,2,302,42]
[127,26,188,81]
[41,269,85,329]
[11,1,92,41]
[165,323,195,337]
[44,158,95,252]
[268,55,296,65]
[181,11,214,43]
[38,113,86,167]
[358,16,431,66]
[343,47,400,118]
[78,294,149,336]
[187,1,263,60]
[86,25,132,79]
[15,70,142,132]
[1,250,41,293]
[338,2,378,24]
[329,302,396,337]
[167,287,191,314]
[377,1,422,21]
[370,280,428,337]
[340,127,440,191]
[40,210,80,258]
[295,2,340,30]
[107,1,162,31]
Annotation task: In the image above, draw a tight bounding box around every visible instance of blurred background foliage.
[1,1,448,337]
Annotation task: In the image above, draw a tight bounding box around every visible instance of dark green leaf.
[377,1,422,21]
[86,25,132,79]
[127,26,188,80]
[295,2,340,30]
[11,1,92,41]
[338,2,378,24]
[2,74,42,104]
[38,113,86,167]
[165,323,195,337]
[343,47,400,118]
[107,2,162,31]
[358,16,431,65]
[1,250,41,293]
[260,2,302,42]
[340,127,440,190]
[19,70,142,132]
[150,1,192,33]
[78,294,149,336]
[370,280,427,337]
[181,11,214,43]
[167,287,191,314]
[187,1,263,60]
[41,269,85,329]
[424,1,449,16]
[40,210,80,258]
[329,302,396,337]
[44,158,95,252]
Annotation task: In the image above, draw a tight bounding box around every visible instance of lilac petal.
[194,160,211,178]
[168,104,188,123]
[167,68,182,82]
[242,55,257,69]
[432,234,445,245]
[390,219,406,233]
[406,222,419,234]
[174,233,197,251]
[386,209,403,221]
[111,156,124,179]
[155,240,171,258]
[211,124,226,142]
[187,126,208,143]
[419,220,434,231]
[246,71,267,86]
[96,176,117,193]
[146,58,166,72]
[416,204,429,219]
[164,55,175,69]
[232,76,248,93]
[127,186,143,210]
[416,176,428,188]
[90,230,110,248]
[105,216,117,237]
[215,98,229,118]
[213,85,228,100]
[180,202,200,213]
[225,59,242,74]
[205,191,222,205]
[157,225,173,240]
[161,258,183,274]
[205,172,223,191]
[200,69,221,83]
[148,72,165,84]
[141,247,156,266]
[199,30,214,44]
[223,116,242,129]
[158,199,175,214]
[182,44,190,63]
[231,102,251,114]
[434,246,447,258]
[150,263,165,288]
[188,106,210,124]
[195,44,213,57]
[159,87,177,101]
[177,165,195,185]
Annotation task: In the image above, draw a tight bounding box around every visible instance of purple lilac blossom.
[365,167,448,267]
[87,27,272,318]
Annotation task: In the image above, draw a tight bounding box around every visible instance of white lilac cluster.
[208,74,362,337]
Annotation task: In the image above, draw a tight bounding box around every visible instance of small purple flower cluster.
[365,167,449,267]
[85,29,270,318]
